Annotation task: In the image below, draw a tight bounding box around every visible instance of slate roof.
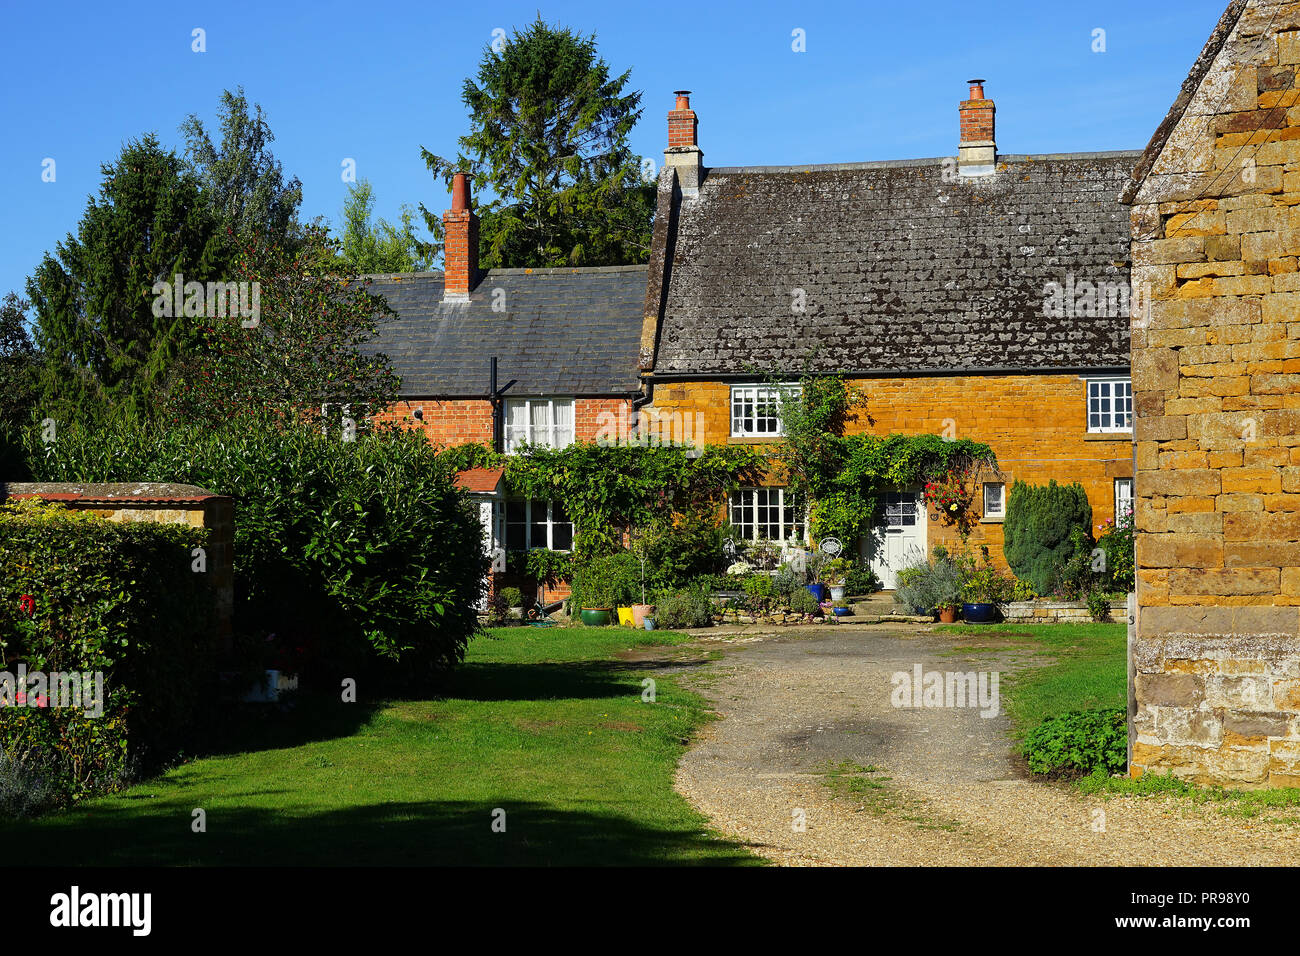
[647,152,1141,378]
[358,266,647,397]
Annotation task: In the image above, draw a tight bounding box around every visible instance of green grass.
[1,626,760,866]
[1078,769,1300,823]
[934,622,1127,739]
[816,760,960,832]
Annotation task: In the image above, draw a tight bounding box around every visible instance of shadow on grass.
[441,661,669,703]
[14,799,760,866]
[191,694,384,760]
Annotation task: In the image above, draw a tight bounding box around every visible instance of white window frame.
[1086,377,1133,433]
[728,487,808,544]
[504,397,576,453]
[730,384,800,438]
[1114,478,1134,520]
[504,498,573,552]
[982,482,1005,520]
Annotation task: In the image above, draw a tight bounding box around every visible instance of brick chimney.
[664,90,704,196]
[958,79,996,177]
[442,172,478,302]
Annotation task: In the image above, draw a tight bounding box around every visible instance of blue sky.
[1,0,1229,311]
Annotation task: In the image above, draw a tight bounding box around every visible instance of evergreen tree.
[418,17,654,269]
[27,135,226,422]
[0,292,38,431]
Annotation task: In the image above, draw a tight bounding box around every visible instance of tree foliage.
[336,179,432,274]
[181,87,303,247]
[418,17,654,268]
[0,292,38,431]
[162,224,400,426]
[27,135,227,423]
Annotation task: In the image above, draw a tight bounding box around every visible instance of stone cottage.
[639,87,1139,586]
[1123,0,1300,786]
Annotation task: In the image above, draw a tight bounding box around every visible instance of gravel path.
[670,625,1300,866]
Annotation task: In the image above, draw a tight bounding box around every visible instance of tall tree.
[418,17,654,269]
[181,87,303,246]
[163,224,400,427]
[27,135,226,422]
[0,292,39,431]
[336,179,433,274]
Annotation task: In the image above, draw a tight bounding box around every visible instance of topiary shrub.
[1021,708,1126,778]
[1002,480,1093,596]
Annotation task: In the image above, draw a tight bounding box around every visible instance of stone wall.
[1128,0,1300,785]
[2,483,234,647]
[650,374,1133,568]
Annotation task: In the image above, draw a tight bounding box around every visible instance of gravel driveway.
[670,625,1300,866]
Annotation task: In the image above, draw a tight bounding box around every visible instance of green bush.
[1086,587,1114,623]
[499,587,524,609]
[571,551,641,610]
[1003,480,1093,596]
[654,587,714,630]
[0,498,214,808]
[787,587,821,616]
[1021,708,1126,778]
[844,562,881,596]
[1096,507,1135,593]
[893,552,965,614]
[21,413,487,691]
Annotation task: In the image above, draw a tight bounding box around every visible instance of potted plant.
[823,557,851,604]
[629,529,657,629]
[935,600,961,624]
[961,566,1013,624]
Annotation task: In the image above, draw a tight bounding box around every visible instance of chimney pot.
[451,172,471,212]
[674,90,691,110]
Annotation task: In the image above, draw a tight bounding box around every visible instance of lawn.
[3,627,759,866]
[936,622,1127,739]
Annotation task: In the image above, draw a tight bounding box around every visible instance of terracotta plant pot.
[631,603,655,628]
[938,606,960,623]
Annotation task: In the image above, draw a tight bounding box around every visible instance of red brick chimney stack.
[958,79,996,176]
[664,90,704,195]
[668,90,697,147]
[443,172,478,302]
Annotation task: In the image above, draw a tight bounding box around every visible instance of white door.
[862,490,927,590]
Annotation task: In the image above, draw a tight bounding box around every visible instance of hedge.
[0,498,214,810]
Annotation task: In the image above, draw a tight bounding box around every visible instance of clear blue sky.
[1,0,1229,311]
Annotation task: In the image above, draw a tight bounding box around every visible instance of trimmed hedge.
[0,499,214,809]
[1003,480,1093,596]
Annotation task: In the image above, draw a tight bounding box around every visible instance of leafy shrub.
[844,562,881,596]
[961,565,1014,604]
[22,413,487,691]
[1011,578,1039,602]
[1021,708,1127,778]
[637,516,727,593]
[1086,587,1114,623]
[654,587,714,630]
[1053,526,1098,600]
[893,552,965,614]
[741,573,776,612]
[787,587,821,616]
[499,587,524,609]
[0,751,58,818]
[0,498,212,806]
[1095,507,1135,593]
[571,551,641,609]
[1003,480,1093,596]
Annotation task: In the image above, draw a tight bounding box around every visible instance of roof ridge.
[708,150,1143,175]
[357,264,648,281]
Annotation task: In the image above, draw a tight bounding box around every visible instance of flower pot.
[938,606,959,624]
[643,617,656,631]
[580,608,613,627]
[962,602,997,624]
[806,584,828,603]
[617,606,636,627]
[632,603,655,628]
[831,606,850,617]
[829,585,846,603]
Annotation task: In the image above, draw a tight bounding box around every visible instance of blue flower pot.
[644,618,656,631]
[962,602,997,623]
[806,584,828,603]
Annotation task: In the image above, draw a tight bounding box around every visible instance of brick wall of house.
[373,397,633,449]
[1128,1,1300,786]
[650,374,1133,567]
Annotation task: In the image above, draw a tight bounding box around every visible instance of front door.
[862,490,927,590]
